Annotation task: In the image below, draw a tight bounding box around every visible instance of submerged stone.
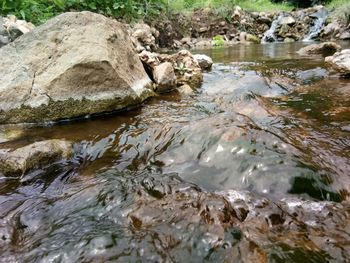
[0,139,73,176]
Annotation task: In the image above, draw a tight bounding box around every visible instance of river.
[1,42,350,262]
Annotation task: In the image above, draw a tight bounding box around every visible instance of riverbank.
[2,3,349,51]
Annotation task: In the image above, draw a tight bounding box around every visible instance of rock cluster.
[150,5,342,49]
[325,49,350,76]
[139,50,210,93]
[320,20,350,41]
[0,15,34,47]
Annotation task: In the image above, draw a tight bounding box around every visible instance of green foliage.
[174,62,188,74]
[212,35,225,46]
[0,0,166,24]
[168,0,292,12]
[0,0,348,25]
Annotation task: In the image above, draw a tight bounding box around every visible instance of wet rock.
[193,54,213,70]
[0,12,154,124]
[297,42,341,56]
[153,62,177,92]
[0,140,73,176]
[325,49,350,76]
[278,24,290,38]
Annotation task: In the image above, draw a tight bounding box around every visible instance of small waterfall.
[303,8,328,41]
[261,14,285,43]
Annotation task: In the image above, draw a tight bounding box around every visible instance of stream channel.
[1,42,350,262]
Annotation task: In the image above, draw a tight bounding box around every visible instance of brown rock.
[0,140,73,176]
[297,42,341,56]
[153,62,177,92]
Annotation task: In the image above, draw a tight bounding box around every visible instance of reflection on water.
[1,42,350,262]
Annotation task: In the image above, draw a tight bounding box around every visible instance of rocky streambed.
[1,10,350,263]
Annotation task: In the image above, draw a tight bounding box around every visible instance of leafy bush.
[212,35,225,46]
[0,0,166,24]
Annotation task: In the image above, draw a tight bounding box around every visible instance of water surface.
[1,42,350,262]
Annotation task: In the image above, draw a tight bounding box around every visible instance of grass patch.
[167,0,293,12]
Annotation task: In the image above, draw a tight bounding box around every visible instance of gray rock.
[0,16,5,34]
[321,21,340,39]
[199,27,208,33]
[239,31,248,42]
[279,16,296,25]
[284,37,295,43]
[297,42,341,55]
[340,31,350,40]
[180,37,192,45]
[153,62,177,92]
[194,39,212,49]
[325,49,350,76]
[257,16,272,25]
[0,139,73,176]
[0,12,154,124]
[139,50,203,89]
[3,15,35,41]
[0,35,9,47]
[177,84,194,95]
[193,54,213,70]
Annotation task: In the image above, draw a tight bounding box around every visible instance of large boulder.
[0,139,73,176]
[297,42,341,56]
[0,12,154,124]
[325,49,350,76]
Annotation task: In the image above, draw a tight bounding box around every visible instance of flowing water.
[303,8,329,41]
[261,14,285,43]
[1,42,350,262]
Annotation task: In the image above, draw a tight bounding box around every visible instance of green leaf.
[19,9,26,20]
